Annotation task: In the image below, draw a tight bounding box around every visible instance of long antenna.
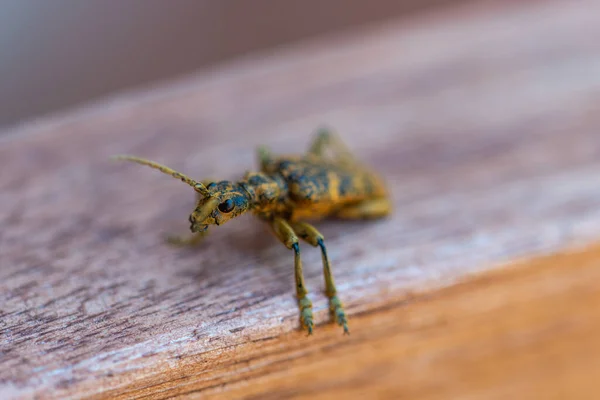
[111,155,211,197]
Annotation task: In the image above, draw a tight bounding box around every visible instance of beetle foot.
[329,295,349,334]
[165,231,207,247]
[298,296,314,335]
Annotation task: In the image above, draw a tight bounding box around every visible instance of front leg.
[165,191,212,247]
[165,230,208,246]
[290,221,349,334]
[269,217,314,334]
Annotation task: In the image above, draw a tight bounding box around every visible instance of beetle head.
[112,155,251,233]
[189,181,251,232]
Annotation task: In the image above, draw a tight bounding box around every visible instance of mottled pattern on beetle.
[275,157,386,205]
[241,172,290,218]
[250,156,386,222]
[242,172,287,205]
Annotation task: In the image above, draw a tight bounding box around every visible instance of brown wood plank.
[107,243,599,400]
[1,0,600,398]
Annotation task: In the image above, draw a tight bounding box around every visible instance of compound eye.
[218,199,235,213]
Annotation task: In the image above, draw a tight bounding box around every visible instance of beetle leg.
[269,218,314,334]
[289,221,349,334]
[257,145,276,172]
[335,197,393,219]
[165,231,208,246]
[165,191,212,246]
[308,127,356,166]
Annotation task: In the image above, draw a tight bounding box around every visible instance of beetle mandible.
[113,128,392,334]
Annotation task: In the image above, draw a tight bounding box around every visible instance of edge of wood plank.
[92,241,600,399]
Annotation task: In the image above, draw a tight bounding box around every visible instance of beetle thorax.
[240,172,288,210]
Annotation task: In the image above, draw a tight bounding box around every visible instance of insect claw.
[342,321,350,335]
[338,315,349,335]
[328,295,349,335]
[298,297,314,335]
[306,323,314,336]
[301,314,314,335]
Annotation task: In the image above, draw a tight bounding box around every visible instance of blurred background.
[0,0,464,129]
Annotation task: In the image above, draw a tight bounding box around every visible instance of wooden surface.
[108,243,597,400]
[2,0,600,398]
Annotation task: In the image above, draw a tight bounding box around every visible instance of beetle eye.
[218,199,235,213]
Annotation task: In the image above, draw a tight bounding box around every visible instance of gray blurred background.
[0,0,461,129]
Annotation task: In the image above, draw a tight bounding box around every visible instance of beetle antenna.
[111,155,211,197]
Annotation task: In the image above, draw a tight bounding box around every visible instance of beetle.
[113,128,392,334]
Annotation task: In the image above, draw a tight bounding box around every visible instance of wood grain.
[1,0,600,398]
[104,243,600,400]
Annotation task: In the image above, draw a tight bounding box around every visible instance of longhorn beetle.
[112,128,392,334]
